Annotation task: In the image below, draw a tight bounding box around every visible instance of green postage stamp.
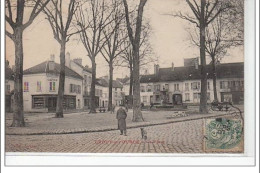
[204,118,244,153]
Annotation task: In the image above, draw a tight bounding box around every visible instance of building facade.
[131,61,244,106]
[23,55,84,112]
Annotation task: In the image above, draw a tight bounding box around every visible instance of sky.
[5,0,244,79]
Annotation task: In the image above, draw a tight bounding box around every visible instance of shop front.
[32,94,76,112]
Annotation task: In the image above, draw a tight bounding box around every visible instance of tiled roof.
[23,61,83,80]
[140,62,244,83]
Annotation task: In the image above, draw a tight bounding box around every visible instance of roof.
[5,67,14,80]
[116,77,130,84]
[73,61,92,73]
[23,61,83,80]
[97,78,123,88]
[140,62,244,83]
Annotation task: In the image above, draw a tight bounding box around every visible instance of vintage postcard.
[2,0,256,166]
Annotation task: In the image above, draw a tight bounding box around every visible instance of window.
[193,93,200,100]
[155,95,160,101]
[33,97,44,108]
[70,84,81,94]
[220,81,228,89]
[115,88,117,91]
[174,83,179,91]
[185,83,189,91]
[141,86,145,92]
[6,84,10,92]
[37,81,42,92]
[115,92,118,97]
[165,84,169,91]
[49,82,56,91]
[207,82,210,90]
[24,82,29,92]
[143,96,147,103]
[185,93,190,101]
[191,82,200,90]
[154,85,160,91]
[147,85,152,92]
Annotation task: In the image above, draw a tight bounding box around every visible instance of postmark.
[204,118,243,152]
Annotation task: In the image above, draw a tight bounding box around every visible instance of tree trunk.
[199,0,208,113]
[108,62,113,111]
[211,56,218,102]
[55,39,66,118]
[132,49,143,122]
[89,59,97,113]
[129,63,133,96]
[11,27,25,127]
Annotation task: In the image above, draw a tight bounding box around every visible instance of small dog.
[140,128,147,140]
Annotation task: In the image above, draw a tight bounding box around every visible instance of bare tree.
[172,0,230,113]
[99,0,127,111]
[75,0,115,113]
[116,21,154,97]
[187,1,243,102]
[122,0,147,122]
[5,0,50,127]
[42,0,79,118]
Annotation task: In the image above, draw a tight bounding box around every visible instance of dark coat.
[116,108,127,130]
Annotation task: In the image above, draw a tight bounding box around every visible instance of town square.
[5,0,245,154]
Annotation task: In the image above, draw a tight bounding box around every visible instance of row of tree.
[6,0,149,126]
[173,0,243,113]
[6,0,243,127]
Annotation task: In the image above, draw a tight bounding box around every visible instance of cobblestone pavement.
[5,108,240,135]
[6,119,205,153]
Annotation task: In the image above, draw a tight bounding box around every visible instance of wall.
[23,73,83,112]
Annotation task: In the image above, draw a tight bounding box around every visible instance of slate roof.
[23,61,83,80]
[97,78,123,88]
[73,61,92,73]
[140,62,244,83]
[116,77,130,84]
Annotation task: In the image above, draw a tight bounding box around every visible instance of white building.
[23,55,83,112]
[122,60,244,106]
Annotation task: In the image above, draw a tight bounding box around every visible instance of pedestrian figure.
[125,103,128,112]
[111,104,115,114]
[116,105,127,136]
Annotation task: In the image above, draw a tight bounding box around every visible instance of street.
[6,119,204,153]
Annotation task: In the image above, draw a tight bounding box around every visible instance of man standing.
[116,105,127,136]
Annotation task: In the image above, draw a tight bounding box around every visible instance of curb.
[5,113,231,136]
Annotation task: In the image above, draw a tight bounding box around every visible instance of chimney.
[65,52,71,68]
[195,58,199,69]
[49,54,55,71]
[171,62,174,71]
[154,64,159,75]
[73,58,82,65]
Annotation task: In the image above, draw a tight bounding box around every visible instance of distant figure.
[141,103,144,110]
[116,105,127,136]
[150,102,154,109]
[125,103,128,112]
[111,104,116,114]
[140,128,147,140]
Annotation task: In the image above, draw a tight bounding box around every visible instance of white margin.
[1,0,258,170]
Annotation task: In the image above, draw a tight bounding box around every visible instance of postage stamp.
[204,118,244,153]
